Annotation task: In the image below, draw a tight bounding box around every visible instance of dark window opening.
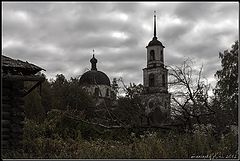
[150,50,155,61]
[94,88,99,97]
[106,88,109,97]
[149,74,154,87]
[162,74,165,87]
[160,50,163,62]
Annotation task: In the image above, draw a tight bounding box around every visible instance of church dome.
[147,37,165,47]
[79,54,110,86]
[79,70,110,86]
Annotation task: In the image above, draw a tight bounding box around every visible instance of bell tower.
[143,11,168,94]
[142,11,171,126]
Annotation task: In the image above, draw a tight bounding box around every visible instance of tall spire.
[90,49,97,70]
[154,11,156,38]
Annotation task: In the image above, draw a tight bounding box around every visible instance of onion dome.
[79,54,110,86]
[148,37,164,47]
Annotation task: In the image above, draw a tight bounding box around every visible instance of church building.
[79,54,112,102]
[79,54,117,123]
[141,12,171,126]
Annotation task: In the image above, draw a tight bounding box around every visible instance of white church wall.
[81,85,111,99]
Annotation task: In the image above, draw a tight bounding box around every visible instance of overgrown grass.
[2,110,238,159]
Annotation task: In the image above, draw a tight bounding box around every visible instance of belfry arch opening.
[150,50,155,61]
[149,73,155,87]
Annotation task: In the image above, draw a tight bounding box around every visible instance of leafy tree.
[113,82,144,127]
[65,77,93,111]
[40,74,53,114]
[125,83,144,100]
[51,74,69,110]
[24,81,45,122]
[212,41,238,133]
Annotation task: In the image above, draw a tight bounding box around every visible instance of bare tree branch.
[168,59,215,131]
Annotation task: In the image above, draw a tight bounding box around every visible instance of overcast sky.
[2,2,239,88]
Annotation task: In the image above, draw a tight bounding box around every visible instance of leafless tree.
[168,59,215,132]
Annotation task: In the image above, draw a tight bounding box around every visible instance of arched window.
[160,50,163,62]
[149,73,154,87]
[162,74,165,87]
[106,88,109,97]
[150,50,155,61]
[94,88,99,97]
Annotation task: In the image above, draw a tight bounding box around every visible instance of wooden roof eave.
[2,74,45,82]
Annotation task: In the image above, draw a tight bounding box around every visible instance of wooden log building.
[1,55,45,151]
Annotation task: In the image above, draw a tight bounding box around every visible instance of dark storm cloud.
[2,2,239,87]
[161,22,192,43]
[174,3,214,21]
